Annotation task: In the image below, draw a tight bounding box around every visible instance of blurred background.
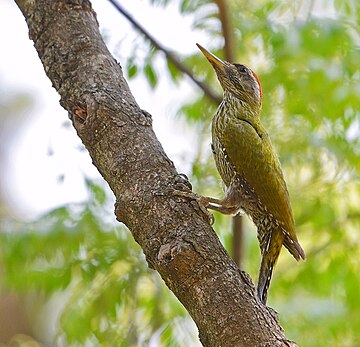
[0,0,359,346]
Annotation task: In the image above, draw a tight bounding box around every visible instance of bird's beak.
[196,43,226,73]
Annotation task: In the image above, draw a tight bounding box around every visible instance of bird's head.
[197,43,262,109]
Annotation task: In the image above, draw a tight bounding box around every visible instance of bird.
[177,44,305,304]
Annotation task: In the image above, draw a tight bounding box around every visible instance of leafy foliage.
[0,181,193,346]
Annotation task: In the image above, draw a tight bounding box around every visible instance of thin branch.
[232,214,244,268]
[107,0,222,105]
[214,0,244,268]
[214,0,235,62]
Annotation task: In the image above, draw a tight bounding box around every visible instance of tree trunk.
[14,1,297,346]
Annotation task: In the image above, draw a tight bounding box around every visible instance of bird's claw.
[173,189,215,225]
[196,196,215,225]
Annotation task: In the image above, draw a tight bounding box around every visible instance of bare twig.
[214,0,235,62]
[232,214,244,268]
[214,0,244,268]
[107,0,222,104]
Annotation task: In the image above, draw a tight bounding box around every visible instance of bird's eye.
[234,64,248,74]
[238,66,247,74]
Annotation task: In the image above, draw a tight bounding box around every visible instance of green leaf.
[127,62,138,78]
[144,63,158,88]
[85,179,107,206]
[166,58,181,82]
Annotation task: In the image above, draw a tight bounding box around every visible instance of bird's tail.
[257,228,284,305]
[283,235,306,261]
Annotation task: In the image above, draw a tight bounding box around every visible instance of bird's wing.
[221,118,302,253]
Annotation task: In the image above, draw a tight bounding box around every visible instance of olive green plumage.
[197,44,305,304]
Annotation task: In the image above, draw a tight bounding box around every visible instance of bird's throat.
[217,91,260,125]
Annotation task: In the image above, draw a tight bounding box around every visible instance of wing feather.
[220,118,300,248]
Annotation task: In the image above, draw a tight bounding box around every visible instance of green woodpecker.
[188,44,305,304]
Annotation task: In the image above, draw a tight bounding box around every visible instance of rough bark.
[14,1,298,346]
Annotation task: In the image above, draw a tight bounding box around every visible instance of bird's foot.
[173,190,215,225]
[173,174,214,225]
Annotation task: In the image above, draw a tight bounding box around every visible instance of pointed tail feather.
[257,229,283,304]
[283,234,306,261]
